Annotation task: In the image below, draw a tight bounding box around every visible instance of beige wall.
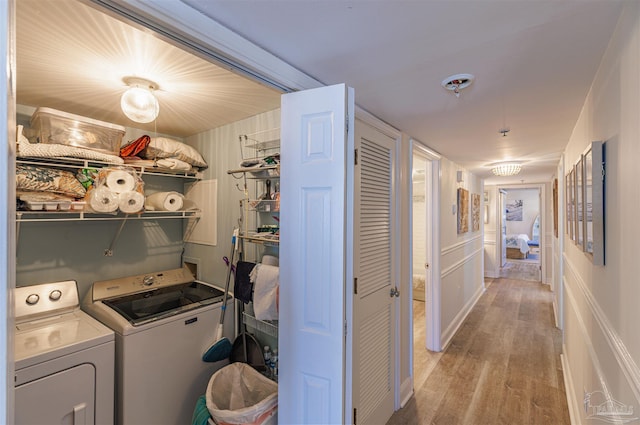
[561,2,640,420]
[439,158,484,347]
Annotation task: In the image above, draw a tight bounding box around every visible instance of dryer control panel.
[15,280,79,323]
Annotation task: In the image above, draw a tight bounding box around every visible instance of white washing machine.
[14,280,115,425]
[82,267,234,425]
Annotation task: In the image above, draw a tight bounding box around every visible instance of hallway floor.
[387,278,569,425]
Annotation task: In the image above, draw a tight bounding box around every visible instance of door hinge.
[601,163,606,181]
[353,407,357,425]
[344,320,348,338]
[346,114,350,133]
[354,148,358,165]
[354,277,358,294]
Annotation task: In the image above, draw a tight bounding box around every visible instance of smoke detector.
[441,73,475,97]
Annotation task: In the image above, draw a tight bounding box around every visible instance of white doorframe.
[497,183,547,283]
[556,158,565,330]
[499,189,507,268]
[2,0,16,422]
[410,140,441,352]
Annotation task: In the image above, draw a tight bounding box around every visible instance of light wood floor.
[388,278,569,425]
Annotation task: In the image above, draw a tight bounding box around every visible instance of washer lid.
[102,281,224,327]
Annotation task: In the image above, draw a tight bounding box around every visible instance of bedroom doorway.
[499,186,543,282]
[410,144,441,391]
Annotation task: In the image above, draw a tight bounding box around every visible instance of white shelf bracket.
[104,215,129,256]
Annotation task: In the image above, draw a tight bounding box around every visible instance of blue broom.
[202,228,238,362]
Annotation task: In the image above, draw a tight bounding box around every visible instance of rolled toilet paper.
[118,191,145,213]
[88,187,119,213]
[105,169,136,193]
[145,191,184,212]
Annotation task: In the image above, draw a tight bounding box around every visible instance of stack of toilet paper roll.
[86,167,145,213]
[145,191,185,212]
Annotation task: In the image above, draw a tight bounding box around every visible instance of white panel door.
[352,120,397,425]
[279,83,355,424]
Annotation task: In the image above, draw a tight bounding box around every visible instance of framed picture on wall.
[584,146,594,256]
[471,193,480,231]
[575,156,584,251]
[506,199,523,221]
[457,188,469,234]
[553,178,558,238]
[584,141,605,265]
[567,168,575,243]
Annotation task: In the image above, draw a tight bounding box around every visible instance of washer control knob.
[142,275,154,286]
[49,290,62,301]
[26,294,39,305]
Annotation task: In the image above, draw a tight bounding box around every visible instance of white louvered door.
[352,119,397,425]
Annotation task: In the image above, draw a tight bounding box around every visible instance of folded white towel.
[250,264,279,321]
[156,158,193,171]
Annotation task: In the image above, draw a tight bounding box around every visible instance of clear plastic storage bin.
[30,107,125,155]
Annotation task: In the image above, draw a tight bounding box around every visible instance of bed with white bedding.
[506,234,530,259]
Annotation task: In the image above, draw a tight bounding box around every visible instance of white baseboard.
[552,299,559,329]
[440,284,485,349]
[561,351,580,425]
[399,377,413,408]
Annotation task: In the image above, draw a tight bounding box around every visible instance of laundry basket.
[206,362,277,425]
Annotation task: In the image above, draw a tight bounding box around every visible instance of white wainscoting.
[562,256,640,423]
[440,278,484,349]
[440,236,484,349]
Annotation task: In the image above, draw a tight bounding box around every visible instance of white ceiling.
[17,0,624,184]
[183,0,624,184]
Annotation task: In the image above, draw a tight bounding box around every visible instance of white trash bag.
[206,362,277,425]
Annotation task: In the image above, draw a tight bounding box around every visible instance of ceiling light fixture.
[121,76,160,123]
[441,73,475,98]
[491,162,522,177]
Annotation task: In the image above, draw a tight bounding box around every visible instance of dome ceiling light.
[441,73,475,98]
[490,162,523,177]
[121,76,160,124]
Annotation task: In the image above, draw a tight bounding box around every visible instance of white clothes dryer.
[14,280,115,425]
